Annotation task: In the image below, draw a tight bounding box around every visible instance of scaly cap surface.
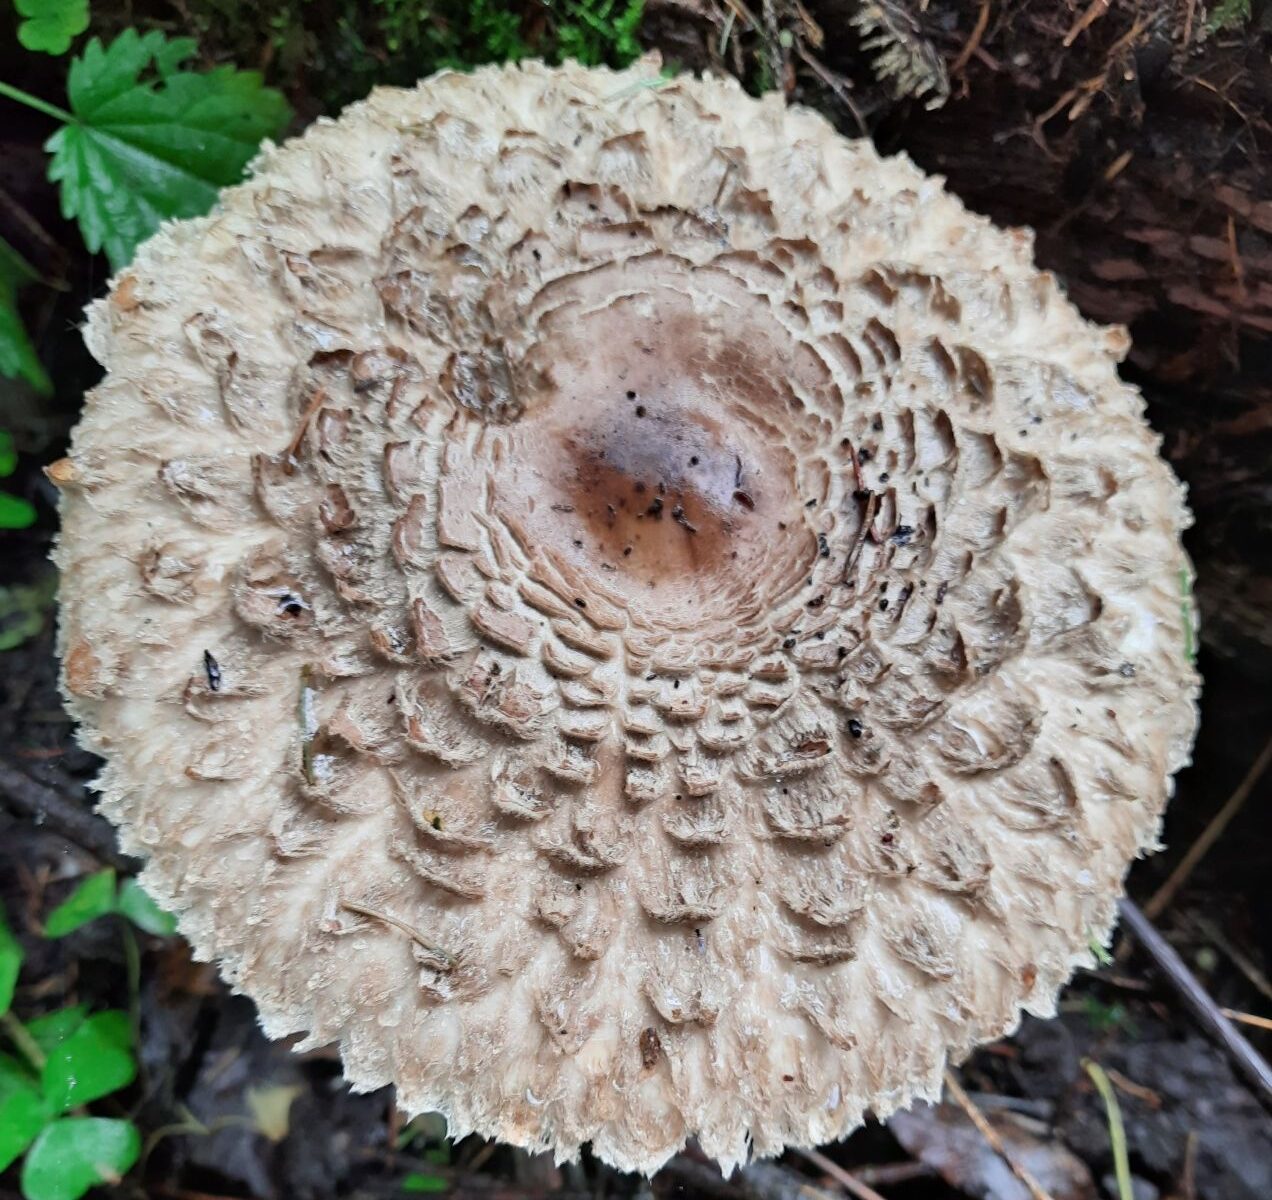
[57,57,1199,1175]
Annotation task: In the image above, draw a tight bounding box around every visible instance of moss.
[182,0,644,111]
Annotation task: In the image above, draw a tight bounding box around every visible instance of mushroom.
[56,58,1199,1174]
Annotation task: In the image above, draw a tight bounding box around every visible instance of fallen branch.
[0,757,129,867]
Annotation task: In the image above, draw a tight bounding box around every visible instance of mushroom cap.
[57,58,1198,1175]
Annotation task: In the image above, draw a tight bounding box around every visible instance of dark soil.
[2,2,1271,1198]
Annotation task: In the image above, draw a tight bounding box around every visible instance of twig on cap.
[340,900,454,966]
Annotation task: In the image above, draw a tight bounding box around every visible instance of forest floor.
[2,2,1271,1199]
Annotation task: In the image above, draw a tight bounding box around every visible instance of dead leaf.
[247,1083,304,1142]
[890,1102,1097,1200]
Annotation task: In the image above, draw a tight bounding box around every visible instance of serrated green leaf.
[0,239,52,395]
[23,1007,87,1059]
[20,1117,139,1200]
[115,878,177,936]
[45,29,290,271]
[0,1054,50,1172]
[15,0,90,56]
[0,907,21,1016]
[43,870,117,938]
[41,1010,135,1113]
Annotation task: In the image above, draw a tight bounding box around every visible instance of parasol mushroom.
[55,58,1199,1175]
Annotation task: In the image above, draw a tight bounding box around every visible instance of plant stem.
[1084,1059,1133,1200]
[0,1009,47,1071]
[121,920,141,1046]
[0,79,73,124]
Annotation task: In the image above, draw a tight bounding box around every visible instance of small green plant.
[43,869,177,940]
[551,0,644,68]
[0,30,290,274]
[0,574,57,651]
[0,23,290,393]
[0,903,142,1200]
[0,873,175,1195]
[396,1115,451,1193]
[1081,996,1137,1037]
[1205,0,1252,33]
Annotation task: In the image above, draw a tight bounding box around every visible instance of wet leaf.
[43,870,116,937]
[20,1117,140,1200]
[890,1102,1097,1200]
[40,1010,136,1113]
[46,30,290,271]
[116,879,177,936]
[0,1054,50,1172]
[23,1007,88,1058]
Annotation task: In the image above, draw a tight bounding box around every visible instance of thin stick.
[1117,898,1272,1110]
[1181,1130,1198,1200]
[794,44,868,137]
[950,1,991,75]
[1223,1009,1272,1032]
[1,1010,47,1071]
[942,1071,1056,1200]
[790,1146,889,1200]
[1144,732,1272,920]
[340,901,454,965]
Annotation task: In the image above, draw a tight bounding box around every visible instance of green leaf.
[0,239,52,394]
[43,870,117,938]
[115,879,177,936]
[0,907,21,1016]
[41,1010,135,1113]
[15,0,90,56]
[0,1054,51,1173]
[46,29,290,271]
[23,1007,87,1059]
[402,1172,449,1194]
[0,493,37,529]
[0,430,17,477]
[20,1117,140,1200]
